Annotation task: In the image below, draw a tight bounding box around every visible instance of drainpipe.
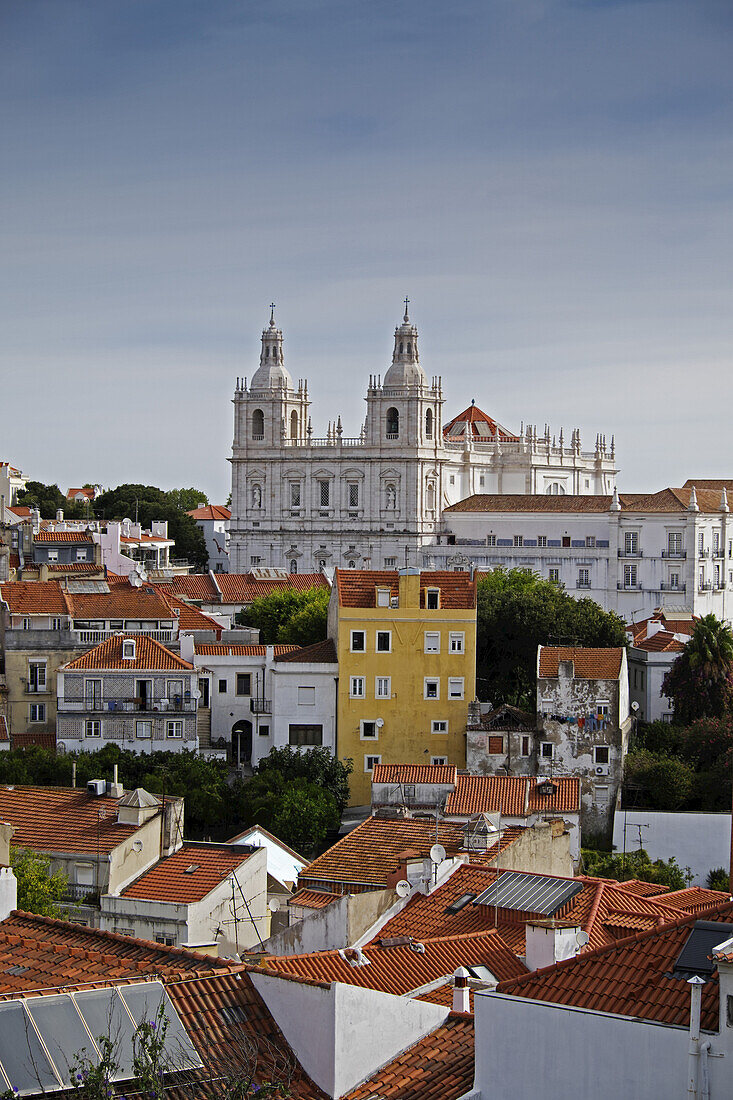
[687,975,705,1098]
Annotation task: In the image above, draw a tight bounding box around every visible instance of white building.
[627,610,693,722]
[228,306,616,572]
[429,484,732,622]
[186,504,231,573]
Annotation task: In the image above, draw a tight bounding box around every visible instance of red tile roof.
[159,591,223,635]
[497,901,733,1030]
[121,844,253,903]
[615,879,671,898]
[215,572,329,604]
[443,403,519,443]
[33,529,94,543]
[0,580,71,615]
[335,569,477,609]
[264,928,527,996]
[69,585,175,619]
[274,638,337,663]
[288,888,340,910]
[186,504,231,521]
[444,775,580,817]
[538,646,625,680]
[656,887,730,914]
[10,731,57,751]
[631,629,687,653]
[449,487,733,516]
[372,764,459,786]
[167,574,220,601]
[62,633,194,671]
[46,563,102,574]
[195,643,298,657]
[0,786,140,854]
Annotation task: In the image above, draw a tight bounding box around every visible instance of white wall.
[270,659,338,760]
[612,809,732,886]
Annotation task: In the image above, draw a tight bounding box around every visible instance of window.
[364,754,381,772]
[624,531,639,555]
[252,408,264,439]
[537,535,547,548]
[85,679,102,710]
[596,701,611,717]
[540,741,554,759]
[521,735,530,756]
[449,632,465,654]
[669,572,680,589]
[350,677,365,698]
[218,679,227,693]
[385,557,397,567]
[51,618,62,630]
[714,530,720,553]
[109,620,123,630]
[348,482,359,509]
[136,721,152,739]
[251,556,262,566]
[319,480,330,508]
[424,678,440,699]
[376,630,391,652]
[487,534,496,546]
[236,674,252,696]
[594,746,610,765]
[290,410,298,439]
[76,549,88,562]
[449,475,455,485]
[29,704,46,723]
[376,587,390,607]
[386,407,399,437]
[360,720,378,740]
[699,567,706,589]
[513,535,523,547]
[47,550,59,562]
[699,532,705,554]
[448,677,464,699]
[166,720,183,738]
[289,482,301,508]
[117,928,135,937]
[298,686,316,705]
[488,735,504,754]
[350,630,365,652]
[624,563,637,588]
[578,568,590,588]
[668,531,683,555]
[167,679,184,706]
[479,476,485,487]
[425,409,433,438]
[424,631,440,654]
[154,934,176,946]
[85,720,101,738]
[431,756,448,766]
[376,677,391,699]
[22,618,30,630]
[122,639,136,660]
[562,536,571,548]
[432,720,448,734]
[28,661,46,693]
[289,724,323,746]
[548,568,559,583]
[425,588,440,609]
[75,862,95,887]
[715,564,721,587]
[585,536,596,548]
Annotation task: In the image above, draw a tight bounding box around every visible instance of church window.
[399,342,404,354]
[426,484,435,510]
[252,409,264,439]
[290,482,301,508]
[348,483,359,509]
[319,480,330,508]
[386,408,399,438]
[251,484,262,508]
[290,410,298,439]
[407,342,411,354]
[425,409,433,438]
[265,346,269,358]
[385,484,397,510]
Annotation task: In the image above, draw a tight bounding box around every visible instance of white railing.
[73,629,175,644]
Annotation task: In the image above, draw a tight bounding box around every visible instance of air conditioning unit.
[87,779,106,797]
[595,765,610,776]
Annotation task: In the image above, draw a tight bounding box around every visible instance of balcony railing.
[660,582,686,592]
[713,550,725,559]
[61,698,193,714]
[617,582,642,590]
[24,685,50,695]
[661,550,686,559]
[74,629,175,645]
[699,582,712,591]
[64,883,100,903]
[699,548,709,558]
[618,549,643,558]
[250,699,272,714]
[576,581,592,589]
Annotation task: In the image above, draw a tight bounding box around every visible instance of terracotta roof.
[121,844,253,903]
[66,487,96,500]
[631,630,686,653]
[167,574,220,601]
[264,928,527,996]
[656,887,730,914]
[33,529,94,543]
[0,786,140,854]
[300,817,469,890]
[682,479,733,491]
[0,580,71,615]
[69,586,175,618]
[46,563,102,574]
[335,569,477,609]
[288,888,340,910]
[343,1013,475,1100]
[274,638,337,663]
[443,403,519,443]
[159,591,223,635]
[497,901,733,1030]
[372,764,459,786]
[215,572,329,604]
[186,504,231,520]
[615,879,671,898]
[0,911,234,994]
[444,775,580,817]
[446,494,614,513]
[194,643,298,657]
[62,633,194,671]
[538,646,625,680]
[10,731,56,751]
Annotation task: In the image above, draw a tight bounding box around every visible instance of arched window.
[289,559,298,573]
[290,410,298,439]
[399,342,404,354]
[386,407,399,437]
[426,483,435,510]
[385,484,397,510]
[251,484,262,509]
[425,409,433,438]
[252,409,264,439]
[407,342,411,354]
[265,346,269,358]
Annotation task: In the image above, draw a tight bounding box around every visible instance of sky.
[2,0,732,501]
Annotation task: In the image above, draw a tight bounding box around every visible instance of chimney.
[466,699,482,730]
[452,967,471,1013]
[56,509,64,522]
[525,921,583,971]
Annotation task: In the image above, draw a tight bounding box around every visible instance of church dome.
[383,301,428,388]
[250,307,294,391]
[443,401,519,442]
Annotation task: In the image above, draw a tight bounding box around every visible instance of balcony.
[73,629,175,645]
[60,697,193,714]
[617,582,642,590]
[661,550,686,559]
[250,698,272,714]
[618,549,643,558]
[576,581,592,589]
[24,685,51,695]
[64,883,100,903]
[699,581,712,592]
[713,550,725,559]
[699,548,709,558]
[660,582,686,592]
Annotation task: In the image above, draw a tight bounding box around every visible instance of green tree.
[707,867,729,891]
[237,586,329,646]
[662,615,733,723]
[11,847,68,916]
[258,745,352,813]
[166,487,209,512]
[16,481,87,520]
[94,483,208,570]
[581,847,689,890]
[270,780,340,854]
[624,749,696,810]
[476,568,628,706]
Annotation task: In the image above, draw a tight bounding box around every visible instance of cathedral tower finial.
[269,302,276,327]
[403,296,410,323]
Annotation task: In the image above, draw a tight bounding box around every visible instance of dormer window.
[122,640,136,660]
[425,588,440,610]
[376,588,390,608]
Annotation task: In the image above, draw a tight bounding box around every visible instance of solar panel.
[26,994,100,1074]
[120,983,202,1071]
[0,1001,61,1096]
[672,921,733,979]
[472,870,583,916]
[75,989,138,1079]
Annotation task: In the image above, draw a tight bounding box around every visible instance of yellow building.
[328,568,477,805]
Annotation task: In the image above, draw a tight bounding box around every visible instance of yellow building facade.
[329,568,477,805]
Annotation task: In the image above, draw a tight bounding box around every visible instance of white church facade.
[228,306,617,573]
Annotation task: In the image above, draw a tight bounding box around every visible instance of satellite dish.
[631,701,640,712]
[430,843,446,864]
[269,897,281,913]
[376,718,384,728]
[395,880,411,898]
[576,930,590,947]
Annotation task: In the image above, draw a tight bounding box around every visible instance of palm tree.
[663,614,733,722]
